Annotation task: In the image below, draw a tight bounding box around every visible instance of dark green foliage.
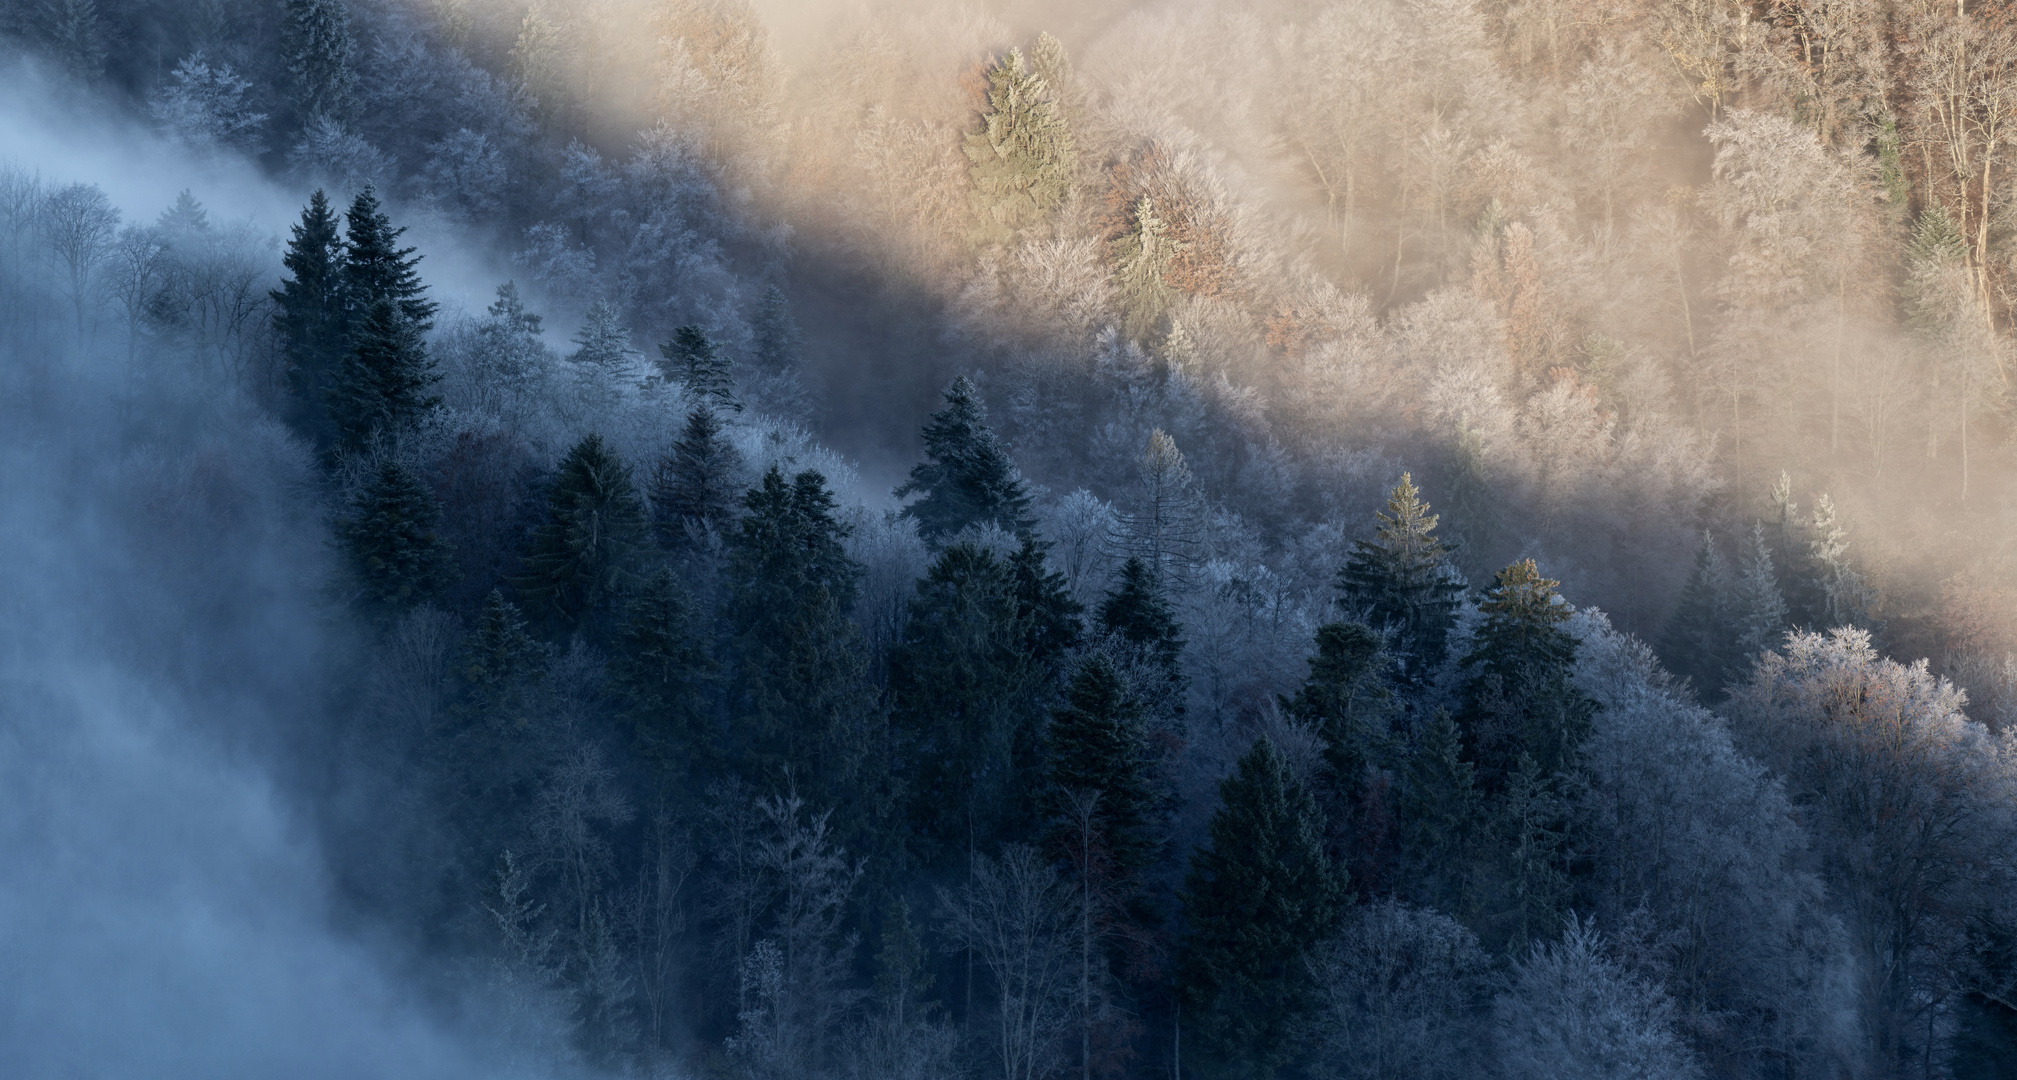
[1008,534,1083,664]
[336,457,455,614]
[1043,653,1156,877]
[1765,473,1824,630]
[751,283,802,379]
[272,190,347,444]
[342,186,435,332]
[1481,753,1572,954]
[1660,530,1734,697]
[324,296,439,453]
[1283,621,1391,779]
[610,568,715,784]
[1099,556,1184,674]
[1458,559,1594,789]
[648,406,743,549]
[894,376,1034,543]
[723,467,876,803]
[514,434,649,630]
[281,0,356,123]
[1338,474,1464,684]
[460,590,545,733]
[1178,737,1348,1080]
[659,325,739,412]
[889,541,1050,866]
[1396,711,1482,919]
[965,46,1075,245]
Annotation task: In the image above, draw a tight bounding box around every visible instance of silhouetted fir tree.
[281,0,357,123]
[889,542,1047,867]
[1099,556,1184,672]
[965,46,1074,245]
[1397,711,1481,919]
[1178,737,1347,1080]
[336,457,455,615]
[723,467,877,806]
[1661,530,1735,697]
[1008,534,1083,664]
[1731,522,1788,665]
[324,296,439,453]
[272,189,348,445]
[442,590,548,867]
[1338,473,1465,685]
[610,568,716,787]
[513,434,649,631]
[751,284,802,377]
[1483,752,1571,954]
[459,589,544,733]
[894,375,1034,542]
[648,405,743,549]
[1282,621,1393,861]
[1458,559,1594,790]
[659,325,739,412]
[341,186,435,331]
[1042,653,1156,877]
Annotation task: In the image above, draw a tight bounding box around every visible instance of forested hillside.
[4,1,2017,1077]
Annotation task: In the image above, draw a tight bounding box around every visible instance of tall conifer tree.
[1458,559,1593,789]
[895,375,1033,542]
[324,297,439,454]
[281,0,357,124]
[514,434,649,630]
[336,457,455,614]
[272,189,347,444]
[1338,474,1464,684]
[342,186,435,331]
[659,325,738,412]
[1042,653,1156,877]
[649,405,744,549]
[611,568,715,785]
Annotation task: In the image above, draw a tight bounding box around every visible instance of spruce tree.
[1008,534,1083,664]
[1283,621,1392,815]
[659,324,739,412]
[1112,195,1180,343]
[889,541,1048,865]
[513,434,649,630]
[1730,523,1788,664]
[1338,473,1465,684]
[1397,711,1481,919]
[272,189,348,444]
[1809,493,1874,631]
[611,568,715,783]
[1660,530,1734,697]
[44,0,106,83]
[965,46,1074,245]
[1458,559,1593,789]
[324,296,439,454]
[1042,653,1156,877]
[569,298,638,374]
[747,283,809,417]
[649,405,744,549]
[1765,472,1823,628]
[1484,752,1571,954]
[1098,556,1186,700]
[281,0,358,124]
[894,375,1034,542]
[1178,737,1348,1080]
[336,457,455,614]
[342,186,435,331]
[459,589,545,734]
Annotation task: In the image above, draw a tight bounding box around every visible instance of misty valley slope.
[5,1,2017,1079]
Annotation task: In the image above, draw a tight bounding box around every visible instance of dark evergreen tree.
[1337,473,1465,684]
[280,0,357,123]
[659,325,739,412]
[440,590,548,885]
[894,375,1034,542]
[1008,534,1083,664]
[1178,737,1348,1080]
[1731,523,1789,664]
[1765,472,1824,629]
[42,1,106,90]
[324,296,439,453]
[648,405,743,549]
[271,189,348,445]
[513,434,649,631]
[889,542,1047,867]
[342,186,435,331]
[751,283,803,378]
[1482,752,1571,954]
[335,457,455,615]
[723,467,877,806]
[1660,529,1735,698]
[1396,711,1481,920]
[611,568,716,786]
[1042,653,1156,877]
[1282,621,1393,876]
[459,589,545,734]
[1098,556,1185,677]
[1458,559,1594,791]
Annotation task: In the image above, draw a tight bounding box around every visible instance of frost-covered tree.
[1302,901,1491,1080]
[1338,473,1464,684]
[938,844,1080,1080]
[1122,428,1205,585]
[660,324,738,412]
[1730,524,1788,665]
[1111,195,1180,343]
[281,0,358,123]
[965,47,1074,246]
[39,182,118,336]
[1493,919,1702,1080]
[148,52,267,153]
[649,405,743,549]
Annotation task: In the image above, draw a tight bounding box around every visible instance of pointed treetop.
[660,324,739,411]
[343,185,435,330]
[895,374,1034,542]
[1338,473,1463,681]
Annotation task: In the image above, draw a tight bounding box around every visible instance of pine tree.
[659,324,739,412]
[1482,753,1572,954]
[324,296,440,453]
[1042,653,1156,877]
[336,457,455,614]
[569,298,638,374]
[514,434,649,630]
[649,405,744,549]
[1730,523,1788,664]
[1660,530,1734,697]
[342,186,435,331]
[1178,737,1348,1080]
[272,190,348,445]
[1338,474,1465,684]
[1112,195,1182,343]
[894,375,1034,542]
[1008,534,1083,664]
[965,46,1074,245]
[889,541,1049,865]
[460,589,545,734]
[281,0,358,124]
[610,568,715,783]
[1458,559,1593,788]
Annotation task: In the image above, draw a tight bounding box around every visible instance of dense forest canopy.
[5,0,2017,1077]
